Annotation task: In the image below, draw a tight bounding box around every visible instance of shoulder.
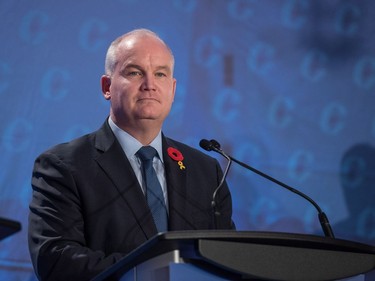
[42,133,94,157]
[38,121,115,158]
[36,121,112,165]
[33,134,96,175]
[163,136,217,165]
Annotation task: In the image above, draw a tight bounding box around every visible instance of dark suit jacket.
[28,120,234,281]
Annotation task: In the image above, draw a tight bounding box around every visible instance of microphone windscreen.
[210,139,221,149]
[199,139,213,151]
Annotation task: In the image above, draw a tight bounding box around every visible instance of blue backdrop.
[1,0,374,280]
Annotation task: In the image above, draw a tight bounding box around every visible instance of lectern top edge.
[158,230,375,254]
[0,217,22,241]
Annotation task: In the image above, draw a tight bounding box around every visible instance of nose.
[142,74,156,91]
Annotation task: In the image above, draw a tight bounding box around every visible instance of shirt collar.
[108,117,164,162]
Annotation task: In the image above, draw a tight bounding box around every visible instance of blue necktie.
[137,146,168,232]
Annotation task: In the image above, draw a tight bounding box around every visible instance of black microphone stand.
[200,139,232,229]
[202,139,335,238]
[211,154,232,229]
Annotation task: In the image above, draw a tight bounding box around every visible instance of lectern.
[92,230,375,281]
[0,217,21,241]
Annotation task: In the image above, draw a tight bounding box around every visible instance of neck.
[130,128,160,146]
[111,116,162,145]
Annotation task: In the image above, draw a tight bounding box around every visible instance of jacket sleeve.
[28,151,124,281]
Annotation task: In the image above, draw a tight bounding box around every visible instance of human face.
[101,35,176,131]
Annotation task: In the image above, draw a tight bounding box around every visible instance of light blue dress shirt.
[108,117,168,210]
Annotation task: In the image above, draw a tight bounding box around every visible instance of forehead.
[116,35,174,68]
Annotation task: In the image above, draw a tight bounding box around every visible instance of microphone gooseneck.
[199,139,232,229]
[200,138,335,238]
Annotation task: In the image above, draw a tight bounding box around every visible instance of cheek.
[109,89,126,107]
[110,82,133,102]
[163,90,174,104]
[163,81,176,98]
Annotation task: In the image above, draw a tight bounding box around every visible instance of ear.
[101,75,111,100]
[171,78,177,102]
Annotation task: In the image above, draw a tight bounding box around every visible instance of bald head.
[104,29,174,76]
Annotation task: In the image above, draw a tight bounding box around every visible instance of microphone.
[199,139,232,229]
[200,138,335,238]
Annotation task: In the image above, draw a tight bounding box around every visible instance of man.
[28,29,234,281]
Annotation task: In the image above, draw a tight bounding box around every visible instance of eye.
[155,72,167,78]
[128,71,142,77]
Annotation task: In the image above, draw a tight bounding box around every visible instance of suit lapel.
[162,137,195,230]
[94,121,157,239]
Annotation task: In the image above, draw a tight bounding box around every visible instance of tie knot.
[137,146,158,162]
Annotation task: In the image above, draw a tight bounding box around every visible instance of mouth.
[138,97,159,103]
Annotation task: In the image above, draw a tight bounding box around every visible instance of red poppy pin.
[167,147,186,170]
